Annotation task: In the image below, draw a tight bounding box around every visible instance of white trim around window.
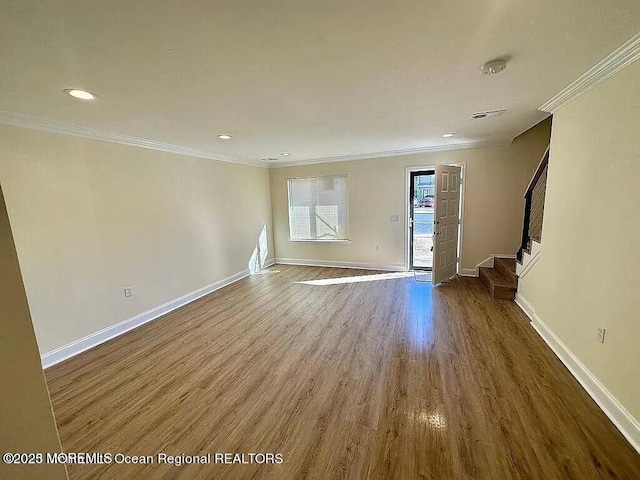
[287,174,350,242]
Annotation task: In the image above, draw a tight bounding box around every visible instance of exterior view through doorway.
[409,170,435,270]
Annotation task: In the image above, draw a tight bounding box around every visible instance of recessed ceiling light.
[217,134,232,140]
[64,89,96,100]
[442,133,455,138]
[280,152,291,156]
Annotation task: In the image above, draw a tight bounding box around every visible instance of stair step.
[480,265,517,288]
[479,266,517,300]
[495,257,517,280]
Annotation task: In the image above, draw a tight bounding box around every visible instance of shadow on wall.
[248,225,269,274]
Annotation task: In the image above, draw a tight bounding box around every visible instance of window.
[287,175,349,241]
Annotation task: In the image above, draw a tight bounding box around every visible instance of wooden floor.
[46,265,640,480]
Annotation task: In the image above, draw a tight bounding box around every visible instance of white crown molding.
[540,31,640,113]
[0,111,514,170]
[268,139,512,168]
[0,111,266,168]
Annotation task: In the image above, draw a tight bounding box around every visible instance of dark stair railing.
[519,145,550,262]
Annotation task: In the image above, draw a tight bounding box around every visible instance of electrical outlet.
[389,215,399,223]
[596,328,605,344]
[124,287,133,298]
[375,244,380,251]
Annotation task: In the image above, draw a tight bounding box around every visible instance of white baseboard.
[463,253,518,277]
[515,294,640,454]
[514,292,535,319]
[41,259,275,369]
[275,258,406,272]
[477,257,495,270]
[517,252,541,278]
[491,253,517,259]
[516,240,542,278]
[458,268,477,277]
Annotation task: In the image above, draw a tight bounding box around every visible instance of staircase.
[518,146,549,263]
[479,258,518,300]
[479,145,549,300]
[516,238,541,276]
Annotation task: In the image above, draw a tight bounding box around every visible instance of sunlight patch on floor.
[253,269,280,275]
[413,271,432,283]
[296,271,416,286]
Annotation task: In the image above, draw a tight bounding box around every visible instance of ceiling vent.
[471,109,506,120]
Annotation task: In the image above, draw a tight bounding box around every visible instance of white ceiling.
[1,1,639,167]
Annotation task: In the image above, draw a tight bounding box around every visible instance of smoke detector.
[481,59,507,75]
[471,109,506,120]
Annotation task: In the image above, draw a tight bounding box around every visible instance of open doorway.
[409,170,435,270]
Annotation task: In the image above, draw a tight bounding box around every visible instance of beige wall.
[0,185,67,480]
[0,125,274,354]
[518,61,640,420]
[269,119,551,270]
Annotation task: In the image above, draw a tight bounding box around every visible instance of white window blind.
[287,175,349,241]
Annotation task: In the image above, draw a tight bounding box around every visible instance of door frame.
[408,169,435,271]
[405,163,466,272]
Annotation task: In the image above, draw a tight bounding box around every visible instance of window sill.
[288,239,352,245]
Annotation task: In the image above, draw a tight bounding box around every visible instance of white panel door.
[433,164,462,284]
